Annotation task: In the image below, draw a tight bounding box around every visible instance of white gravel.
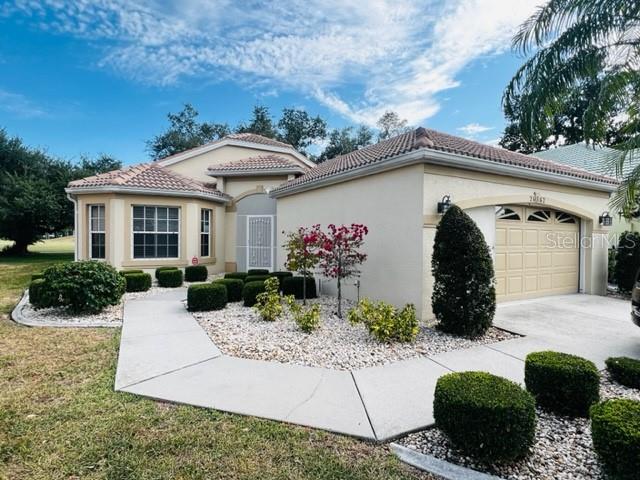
[399,372,640,480]
[193,295,517,370]
[20,299,123,327]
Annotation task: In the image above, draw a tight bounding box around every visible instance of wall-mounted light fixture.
[599,211,613,227]
[437,195,452,214]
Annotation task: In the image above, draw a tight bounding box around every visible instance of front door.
[247,215,273,271]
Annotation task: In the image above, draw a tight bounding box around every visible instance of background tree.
[376,111,410,141]
[147,104,230,160]
[276,108,327,153]
[613,231,640,293]
[500,79,628,153]
[432,206,495,337]
[318,126,374,162]
[236,105,278,139]
[0,129,121,254]
[283,225,322,305]
[503,0,640,216]
[317,224,368,319]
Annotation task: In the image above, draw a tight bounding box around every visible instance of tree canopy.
[0,129,121,254]
[317,126,374,163]
[503,0,639,215]
[376,111,411,141]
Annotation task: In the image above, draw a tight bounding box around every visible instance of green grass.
[0,241,427,480]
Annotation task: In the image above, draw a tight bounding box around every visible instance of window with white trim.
[200,209,212,257]
[132,206,179,259]
[89,205,106,259]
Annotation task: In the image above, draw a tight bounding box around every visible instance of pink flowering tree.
[317,223,368,318]
[283,224,322,304]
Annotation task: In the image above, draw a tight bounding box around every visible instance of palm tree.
[504,0,640,217]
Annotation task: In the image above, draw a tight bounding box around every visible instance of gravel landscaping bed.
[399,372,640,480]
[19,295,123,327]
[193,295,517,370]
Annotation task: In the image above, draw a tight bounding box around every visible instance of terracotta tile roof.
[271,128,618,195]
[157,133,294,164]
[67,163,229,201]
[208,154,308,174]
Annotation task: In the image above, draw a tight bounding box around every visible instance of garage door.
[495,206,579,302]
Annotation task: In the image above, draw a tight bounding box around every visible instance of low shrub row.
[185,265,208,282]
[187,283,227,311]
[158,269,183,288]
[123,272,152,292]
[606,356,640,389]
[213,278,243,302]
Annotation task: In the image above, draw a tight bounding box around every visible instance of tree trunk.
[337,275,342,319]
[9,240,30,256]
[302,270,307,306]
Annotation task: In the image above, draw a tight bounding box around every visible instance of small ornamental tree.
[432,205,495,337]
[283,225,321,304]
[317,224,368,318]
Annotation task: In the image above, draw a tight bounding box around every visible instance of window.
[556,212,577,224]
[132,206,179,259]
[496,207,521,221]
[89,205,105,259]
[200,209,212,257]
[527,210,551,222]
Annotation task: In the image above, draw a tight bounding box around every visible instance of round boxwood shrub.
[155,266,178,280]
[432,205,495,337]
[248,269,269,275]
[42,261,125,314]
[434,371,536,462]
[224,272,248,281]
[120,269,144,276]
[29,279,54,309]
[606,356,640,389]
[282,276,317,299]
[187,283,227,311]
[525,351,599,416]
[614,231,640,292]
[244,275,270,284]
[591,399,640,479]
[124,272,152,292]
[185,265,208,282]
[158,269,183,288]
[213,278,244,302]
[243,280,266,307]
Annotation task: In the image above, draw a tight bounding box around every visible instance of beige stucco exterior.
[73,192,226,273]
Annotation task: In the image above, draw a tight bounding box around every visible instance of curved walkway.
[115,290,639,442]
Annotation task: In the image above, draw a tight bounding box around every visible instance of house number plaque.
[529,192,546,205]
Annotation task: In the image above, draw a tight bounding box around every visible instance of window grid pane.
[132,206,180,259]
[200,209,211,257]
[89,205,105,259]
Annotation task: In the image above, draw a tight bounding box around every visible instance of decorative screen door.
[247,215,273,271]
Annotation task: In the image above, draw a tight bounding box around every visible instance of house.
[531,142,639,234]
[67,128,617,320]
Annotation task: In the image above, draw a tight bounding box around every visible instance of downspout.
[66,193,78,261]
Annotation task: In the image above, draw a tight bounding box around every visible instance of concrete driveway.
[494,294,640,369]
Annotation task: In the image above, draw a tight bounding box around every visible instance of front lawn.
[0,248,426,479]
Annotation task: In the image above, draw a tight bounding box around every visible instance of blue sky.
[0,0,541,165]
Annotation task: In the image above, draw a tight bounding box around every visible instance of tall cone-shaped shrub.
[431,205,495,337]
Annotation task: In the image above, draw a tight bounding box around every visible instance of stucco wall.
[276,164,425,316]
[74,193,225,273]
[422,164,612,318]
[164,145,304,183]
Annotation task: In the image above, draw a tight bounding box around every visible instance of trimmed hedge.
[248,269,269,275]
[157,269,183,288]
[187,283,227,311]
[31,273,44,281]
[120,269,143,276]
[606,357,640,389]
[282,276,317,299]
[434,371,536,462]
[243,280,266,307]
[185,265,208,282]
[270,271,293,289]
[591,399,640,479]
[124,273,152,292]
[29,279,53,308]
[224,272,248,281]
[155,266,178,280]
[245,275,270,284]
[213,278,244,302]
[41,261,125,314]
[525,351,600,417]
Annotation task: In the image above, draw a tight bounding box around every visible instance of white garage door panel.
[495,206,579,302]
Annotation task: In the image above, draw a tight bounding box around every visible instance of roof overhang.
[270,148,618,199]
[157,138,315,169]
[207,167,304,177]
[65,186,231,204]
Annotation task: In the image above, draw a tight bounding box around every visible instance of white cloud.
[4,0,543,125]
[0,89,48,118]
[458,123,494,136]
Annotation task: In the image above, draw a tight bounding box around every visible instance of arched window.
[496,207,521,221]
[527,210,551,222]
[556,212,577,224]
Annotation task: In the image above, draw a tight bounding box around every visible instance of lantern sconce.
[599,211,613,227]
[437,195,452,214]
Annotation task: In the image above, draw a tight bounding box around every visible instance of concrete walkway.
[115,292,640,442]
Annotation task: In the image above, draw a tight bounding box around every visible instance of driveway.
[114,292,640,442]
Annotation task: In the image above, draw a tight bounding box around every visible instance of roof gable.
[207,154,308,176]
